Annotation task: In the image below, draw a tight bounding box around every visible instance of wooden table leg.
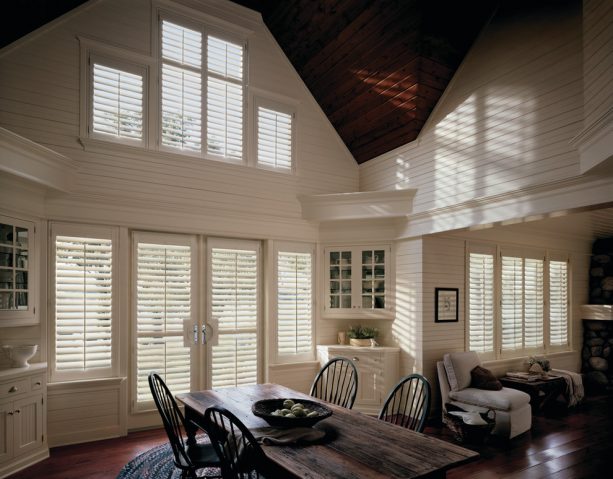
[183,405,201,447]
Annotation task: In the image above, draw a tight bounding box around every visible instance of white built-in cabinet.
[323,245,393,319]
[0,216,36,327]
[0,363,48,478]
[317,345,399,415]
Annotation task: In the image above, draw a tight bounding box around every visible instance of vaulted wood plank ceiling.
[246,0,496,163]
[0,0,495,164]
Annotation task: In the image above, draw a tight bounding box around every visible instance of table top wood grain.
[177,383,478,479]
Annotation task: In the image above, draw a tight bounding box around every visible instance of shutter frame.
[255,97,296,172]
[50,223,118,382]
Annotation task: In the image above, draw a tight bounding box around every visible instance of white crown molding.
[299,189,417,221]
[45,194,320,242]
[571,109,613,174]
[0,127,76,192]
[397,175,613,239]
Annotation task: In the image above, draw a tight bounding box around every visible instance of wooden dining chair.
[378,374,431,433]
[203,406,269,479]
[148,372,221,479]
[310,357,359,409]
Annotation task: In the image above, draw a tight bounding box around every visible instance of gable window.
[256,99,295,172]
[467,243,570,359]
[91,60,145,143]
[273,243,314,362]
[206,36,245,160]
[160,20,203,152]
[51,224,118,381]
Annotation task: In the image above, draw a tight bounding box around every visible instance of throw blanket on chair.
[549,369,585,407]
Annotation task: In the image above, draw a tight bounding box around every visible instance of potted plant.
[347,325,378,347]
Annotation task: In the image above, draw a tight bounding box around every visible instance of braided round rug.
[116,442,219,479]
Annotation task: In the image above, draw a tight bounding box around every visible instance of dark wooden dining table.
[176,383,478,479]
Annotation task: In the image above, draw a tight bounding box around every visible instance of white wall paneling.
[46,378,126,447]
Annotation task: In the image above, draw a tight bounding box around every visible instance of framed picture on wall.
[435,287,458,323]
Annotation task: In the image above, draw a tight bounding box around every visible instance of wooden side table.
[500,376,566,414]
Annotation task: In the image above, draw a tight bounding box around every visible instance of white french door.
[133,233,260,410]
[207,238,260,389]
[133,233,198,410]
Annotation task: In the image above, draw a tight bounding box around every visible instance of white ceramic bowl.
[2,344,38,368]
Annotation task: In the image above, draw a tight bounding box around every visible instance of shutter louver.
[468,253,494,353]
[524,258,544,348]
[161,21,202,152]
[206,36,244,160]
[55,236,113,373]
[135,242,192,403]
[92,64,143,140]
[210,247,258,389]
[549,260,568,346]
[258,107,293,170]
[277,252,312,356]
[501,256,523,351]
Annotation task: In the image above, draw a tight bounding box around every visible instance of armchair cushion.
[443,352,481,391]
[470,366,502,391]
[449,387,530,412]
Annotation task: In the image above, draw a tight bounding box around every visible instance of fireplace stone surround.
[581,305,613,391]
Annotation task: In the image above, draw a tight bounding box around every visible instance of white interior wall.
[359,1,589,218]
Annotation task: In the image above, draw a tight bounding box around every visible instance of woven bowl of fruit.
[252,398,332,428]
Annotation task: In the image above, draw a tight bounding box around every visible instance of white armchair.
[437,352,532,439]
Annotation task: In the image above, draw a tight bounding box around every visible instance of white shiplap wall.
[392,238,423,376]
[359,1,586,216]
[582,0,613,130]
[0,0,358,445]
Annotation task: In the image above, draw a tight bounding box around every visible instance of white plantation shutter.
[92,63,143,140]
[277,251,313,356]
[161,20,202,152]
[468,252,494,353]
[524,258,544,349]
[54,234,114,379]
[501,256,523,351]
[549,259,569,347]
[257,106,293,171]
[135,240,192,404]
[210,244,259,388]
[206,36,244,160]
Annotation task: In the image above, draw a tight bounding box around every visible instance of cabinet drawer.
[0,378,30,399]
[30,375,44,390]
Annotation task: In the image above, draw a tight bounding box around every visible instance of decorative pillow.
[470,365,502,391]
[447,411,488,426]
[443,352,481,391]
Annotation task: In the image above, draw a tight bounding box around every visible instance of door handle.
[202,324,207,344]
[193,324,199,344]
[202,324,214,344]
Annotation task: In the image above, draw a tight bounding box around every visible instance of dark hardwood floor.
[9,395,613,478]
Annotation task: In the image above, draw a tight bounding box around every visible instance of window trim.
[269,241,316,365]
[49,222,119,383]
[466,241,571,361]
[253,97,296,173]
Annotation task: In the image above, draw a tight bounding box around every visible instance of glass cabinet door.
[324,245,392,317]
[0,216,35,326]
[328,250,352,309]
[361,249,385,309]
